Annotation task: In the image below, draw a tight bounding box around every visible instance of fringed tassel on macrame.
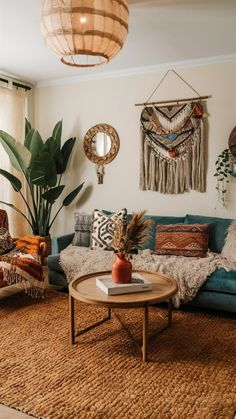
[140,120,205,194]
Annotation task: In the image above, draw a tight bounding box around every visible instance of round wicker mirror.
[83,124,120,184]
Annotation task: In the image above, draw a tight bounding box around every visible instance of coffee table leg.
[168,299,173,327]
[142,305,149,362]
[69,294,75,345]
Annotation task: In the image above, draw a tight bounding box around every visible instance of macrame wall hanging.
[136,70,211,194]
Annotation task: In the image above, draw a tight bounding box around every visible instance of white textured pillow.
[221,221,236,262]
[91,209,127,250]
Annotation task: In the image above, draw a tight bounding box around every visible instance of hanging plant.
[214,148,235,207]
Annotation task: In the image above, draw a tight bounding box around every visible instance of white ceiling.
[0,0,235,86]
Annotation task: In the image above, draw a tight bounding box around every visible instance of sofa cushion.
[48,269,67,287]
[47,254,62,272]
[154,224,210,257]
[52,233,74,254]
[201,269,236,294]
[185,214,233,253]
[72,212,92,247]
[91,209,127,250]
[189,290,236,313]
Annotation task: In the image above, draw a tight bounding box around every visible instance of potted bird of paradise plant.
[0,119,84,253]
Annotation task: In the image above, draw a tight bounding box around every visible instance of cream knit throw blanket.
[60,246,236,308]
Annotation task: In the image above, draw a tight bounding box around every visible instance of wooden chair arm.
[40,241,47,265]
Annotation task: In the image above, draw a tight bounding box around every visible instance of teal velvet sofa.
[47,213,236,313]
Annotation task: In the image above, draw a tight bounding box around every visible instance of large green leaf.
[0,169,22,192]
[0,130,31,173]
[24,128,35,151]
[42,185,65,203]
[60,137,76,173]
[25,118,32,138]
[44,135,65,174]
[44,136,58,155]
[52,120,62,148]
[54,149,64,174]
[29,150,57,187]
[63,182,84,206]
[29,130,44,158]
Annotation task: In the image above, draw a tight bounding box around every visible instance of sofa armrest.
[52,233,74,254]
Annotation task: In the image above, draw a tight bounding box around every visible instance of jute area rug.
[0,291,235,419]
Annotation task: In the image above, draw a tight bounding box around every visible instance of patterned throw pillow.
[91,209,127,250]
[72,212,92,247]
[0,227,15,255]
[154,224,210,257]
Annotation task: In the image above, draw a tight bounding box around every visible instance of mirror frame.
[83,123,120,165]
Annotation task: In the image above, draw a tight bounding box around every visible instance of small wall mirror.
[84,124,120,184]
[91,132,112,157]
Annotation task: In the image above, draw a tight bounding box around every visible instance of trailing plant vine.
[214,148,235,207]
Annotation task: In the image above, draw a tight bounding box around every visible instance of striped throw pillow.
[72,212,92,247]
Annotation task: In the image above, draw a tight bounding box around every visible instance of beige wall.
[35,61,236,235]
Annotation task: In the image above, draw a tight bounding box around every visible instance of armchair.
[0,209,45,296]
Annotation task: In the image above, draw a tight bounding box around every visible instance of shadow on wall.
[71,138,86,179]
[74,184,93,208]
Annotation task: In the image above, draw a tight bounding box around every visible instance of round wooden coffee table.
[69,270,177,362]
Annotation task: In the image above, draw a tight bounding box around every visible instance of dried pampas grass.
[112,210,152,255]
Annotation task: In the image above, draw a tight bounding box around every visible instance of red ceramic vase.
[112,253,132,284]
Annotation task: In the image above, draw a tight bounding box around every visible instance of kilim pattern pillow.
[154,224,210,257]
[0,227,15,255]
[72,212,92,247]
[91,209,127,250]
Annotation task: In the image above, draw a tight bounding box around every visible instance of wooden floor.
[0,404,34,419]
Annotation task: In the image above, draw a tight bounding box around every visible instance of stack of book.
[96,273,152,295]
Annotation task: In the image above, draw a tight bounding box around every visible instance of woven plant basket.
[41,0,129,67]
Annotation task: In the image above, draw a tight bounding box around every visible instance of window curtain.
[0,85,29,237]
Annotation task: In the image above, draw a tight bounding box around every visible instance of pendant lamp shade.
[41,0,129,67]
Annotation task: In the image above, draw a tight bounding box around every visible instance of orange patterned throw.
[15,235,45,256]
[155,224,210,257]
[0,235,45,297]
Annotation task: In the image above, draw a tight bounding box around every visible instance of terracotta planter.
[112,253,132,284]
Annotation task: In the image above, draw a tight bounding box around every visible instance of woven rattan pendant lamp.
[41,0,129,68]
